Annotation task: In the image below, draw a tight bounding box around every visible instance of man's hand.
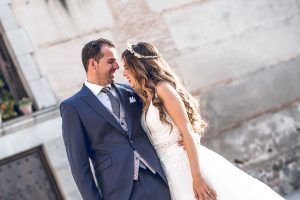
[177,138,185,148]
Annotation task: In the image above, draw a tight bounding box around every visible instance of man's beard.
[108,70,116,83]
[96,71,114,85]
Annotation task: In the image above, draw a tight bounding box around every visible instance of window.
[0,34,32,123]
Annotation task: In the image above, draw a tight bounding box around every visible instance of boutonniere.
[129,96,136,103]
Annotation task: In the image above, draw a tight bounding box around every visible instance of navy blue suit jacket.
[60,84,168,200]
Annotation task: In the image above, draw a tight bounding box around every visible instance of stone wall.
[0,0,299,198]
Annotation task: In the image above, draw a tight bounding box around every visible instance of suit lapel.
[80,85,126,134]
[113,84,133,138]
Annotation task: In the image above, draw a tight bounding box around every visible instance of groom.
[60,38,171,200]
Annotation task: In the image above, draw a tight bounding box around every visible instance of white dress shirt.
[84,79,127,131]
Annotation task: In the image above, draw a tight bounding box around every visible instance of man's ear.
[88,58,97,70]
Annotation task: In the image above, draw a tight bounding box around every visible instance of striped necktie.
[101,87,120,118]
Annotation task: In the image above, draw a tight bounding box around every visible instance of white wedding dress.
[141,101,285,200]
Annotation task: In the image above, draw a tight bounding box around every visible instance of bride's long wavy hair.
[122,42,207,134]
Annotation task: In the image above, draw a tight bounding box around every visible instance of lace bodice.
[141,102,182,151]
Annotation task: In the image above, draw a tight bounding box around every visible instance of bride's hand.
[193,177,217,200]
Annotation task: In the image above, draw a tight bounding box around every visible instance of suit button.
[130,140,133,144]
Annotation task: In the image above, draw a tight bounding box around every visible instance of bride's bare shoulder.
[155,81,178,100]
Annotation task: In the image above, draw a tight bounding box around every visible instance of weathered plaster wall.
[0,0,299,198]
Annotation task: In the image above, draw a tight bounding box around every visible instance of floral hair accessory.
[127,42,160,59]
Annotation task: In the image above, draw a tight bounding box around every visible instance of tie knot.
[101,86,111,93]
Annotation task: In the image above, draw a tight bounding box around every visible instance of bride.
[121,42,285,200]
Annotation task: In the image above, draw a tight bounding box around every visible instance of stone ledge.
[0,117,62,161]
[174,14,300,91]
[0,106,60,137]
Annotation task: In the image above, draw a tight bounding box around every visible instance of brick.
[0,4,19,31]
[54,167,82,199]
[244,146,300,195]
[16,54,41,81]
[202,102,300,195]
[286,191,300,200]
[145,0,200,12]
[0,0,11,6]
[203,102,300,163]
[6,28,33,56]
[164,0,300,51]
[43,137,81,199]
[174,15,300,91]
[28,76,57,109]
[199,56,300,134]
[11,0,114,48]
[107,0,180,68]
[34,31,113,100]
[43,137,68,169]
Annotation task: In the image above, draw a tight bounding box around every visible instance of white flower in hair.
[127,42,160,59]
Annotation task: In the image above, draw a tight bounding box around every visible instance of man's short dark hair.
[81,38,115,72]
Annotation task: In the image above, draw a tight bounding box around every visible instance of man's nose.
[114,62,119,69]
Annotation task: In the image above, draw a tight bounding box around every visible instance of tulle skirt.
[157,144,285,200]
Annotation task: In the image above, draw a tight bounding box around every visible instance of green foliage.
[18,97,32,107]
[0,74,18,121]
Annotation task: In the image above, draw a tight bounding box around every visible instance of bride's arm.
[156,82,216,200]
